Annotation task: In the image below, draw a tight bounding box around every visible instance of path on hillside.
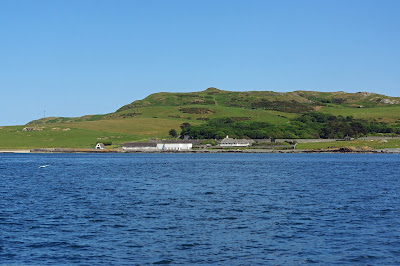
[213,96,219,106]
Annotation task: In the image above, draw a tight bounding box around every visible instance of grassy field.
[297,139,400,150]
[320,105,400,123]
[0,126,141,149]
[65,118,189,134]
[130,105,296,123]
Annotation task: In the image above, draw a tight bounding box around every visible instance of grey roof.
[148,139,201,144]
[157,140,200,144]
[123,142,157,147]
[220,138,251,144]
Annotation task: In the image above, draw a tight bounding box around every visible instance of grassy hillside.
[296,139,400,150]
[116,88,400,114]
[1,87,399,149]
[0,126,137,149]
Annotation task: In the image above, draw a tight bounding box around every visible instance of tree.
[169,129,178,138]
[180,122,191,130]
[214,131,226,139]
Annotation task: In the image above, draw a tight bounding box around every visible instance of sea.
[0,153,399,265]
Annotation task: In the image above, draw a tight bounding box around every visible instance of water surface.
[1,153,399,264]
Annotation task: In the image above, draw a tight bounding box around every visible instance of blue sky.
[1,0,399,126]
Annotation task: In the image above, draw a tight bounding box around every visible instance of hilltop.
[28,87,400,125]
[118,88,400,112]
[1,88,399,149]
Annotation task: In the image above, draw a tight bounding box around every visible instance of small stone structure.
[95,143,106,150]
[23,127,42,131]
[344,135,353,141]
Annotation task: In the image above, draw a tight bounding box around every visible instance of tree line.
[172,112,400,139]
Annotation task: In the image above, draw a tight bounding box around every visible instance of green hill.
[118,87,400,110]
[2,87,400,149]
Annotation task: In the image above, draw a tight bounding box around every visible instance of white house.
[95,143,106,150]
[219,135,252,147]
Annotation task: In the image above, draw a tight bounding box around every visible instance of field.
[124,105,296,123]
[296,139,400,150]
[0,126,137,149]
[320,105,400,123]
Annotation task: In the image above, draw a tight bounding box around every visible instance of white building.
[123,142,158,151]
[156,141,192,151]
[123,140,194,151]
[219,135,252,147]
[95,143,106,150]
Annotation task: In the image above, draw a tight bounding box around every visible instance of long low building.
[219,135,252,147]
[123,142,158,151]
[123,140,196,151]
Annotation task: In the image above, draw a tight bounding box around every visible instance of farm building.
[123,140,198,151]
[95,143,105,150]
[123,142,158,151]
[344,135,354,141]
[157,140,193,151]
[219,135,252,147]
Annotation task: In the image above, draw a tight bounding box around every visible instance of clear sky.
[1,0,399,126]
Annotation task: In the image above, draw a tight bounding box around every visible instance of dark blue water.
[1,153,399,265]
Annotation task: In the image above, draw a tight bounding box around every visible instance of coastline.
[1,148,400,154]
[0,149,31,153]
